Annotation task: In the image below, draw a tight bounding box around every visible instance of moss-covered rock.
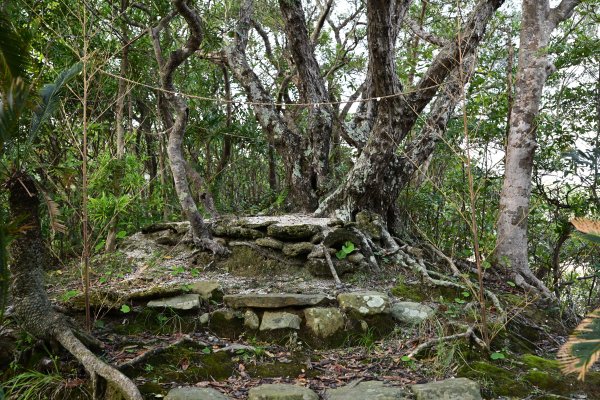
[282,242,315,257]
[458,355,600,399]
[458,361,529,397]
[267,224,321,241]
[255,237,284,250]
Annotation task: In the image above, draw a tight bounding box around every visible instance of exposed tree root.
[348,227,380,272]
[6,173,143,400]
[321,244,342,286]
[514,269,555,300]
[407,325,486,358]
[118,335,205,370]
[55,328,143,400]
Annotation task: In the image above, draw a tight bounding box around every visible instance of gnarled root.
[55,328,142,400]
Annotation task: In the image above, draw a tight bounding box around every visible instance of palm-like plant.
[558,218,600,381]
[0,11,80,321]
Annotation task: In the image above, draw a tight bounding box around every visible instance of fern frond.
[29,62,82,139]
[40,190,67,234]
[571,219,600,237]
[558,308,600,381]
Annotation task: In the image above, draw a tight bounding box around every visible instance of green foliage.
[29,62,81,138]
[335,241,355,260]
[120,304,131,314]
[2,369,89,400]
[0,10,29,83]
[60,289,79,302]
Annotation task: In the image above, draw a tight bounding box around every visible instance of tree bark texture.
[225,0,318,210]
[316,0,504,222]
[152,0,227,254]
[7,173,142,399]
[495,0,581,297]
[278,0,334,196]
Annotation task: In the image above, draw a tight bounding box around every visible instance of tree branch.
[549,0,582,28]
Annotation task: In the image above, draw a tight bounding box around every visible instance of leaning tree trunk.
[151,0,227,255]
[6,172,142,399]
[495,0,581,298]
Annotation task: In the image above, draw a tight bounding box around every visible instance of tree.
[495,0,582,298]
[0,12,142,399]
[315,0,504,225]
[150,0,227,255]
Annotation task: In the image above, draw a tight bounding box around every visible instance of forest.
[0,0,599,399]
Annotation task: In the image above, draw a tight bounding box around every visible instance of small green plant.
[120,304,131,313]
[490,352,506,360]
[170,265,185,276]
[144,363,154,373]
[181,284,192,292]
[356,327,377,351]
[155,308,184,333]
[60,289,79,302]
[190,268,200,278]
[335,241,355,260]
[2,369,89,400]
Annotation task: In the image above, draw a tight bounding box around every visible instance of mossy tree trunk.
[6,172,142,399]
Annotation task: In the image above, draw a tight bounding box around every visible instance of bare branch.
[404,17,448,47]
[549,0,583,28]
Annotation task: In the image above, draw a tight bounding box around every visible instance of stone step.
[223,293,331,309]
[248,383,319,400]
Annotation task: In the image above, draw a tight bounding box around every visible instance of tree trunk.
[316,0,503,223]
[151,0,227,254]
[278,0,333,196]
[224,0,324,210]
[106,5,130,252]
[7,172,142,399]
[495,0,581,298]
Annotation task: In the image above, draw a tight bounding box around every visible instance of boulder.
[391,302,435,325]
[259,311,302,331]
[337,291,390,316]
[255,237,284,250]
[327,381,409,399]
[244,310,260,330]
[190,280,223,302]
[411,378,482,400]
[248,384,318,400]
[223,293,328,309]
[267,224,321,241]
[282,242,315,257]
[304,307,344,338]
[147,294,200,310]
[165,387,229,400]
[348,253,365,264]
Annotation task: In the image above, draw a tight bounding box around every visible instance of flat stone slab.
[411,378,481,400]
[248,384,318,400]
[147,294,200,310]
[223,293,328,309]
[327,381,409,399]
[391,302,435,324]
[165,387,230,400]
[260,311,302,331]
[337,291,390,316]
[190,280,223,301]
